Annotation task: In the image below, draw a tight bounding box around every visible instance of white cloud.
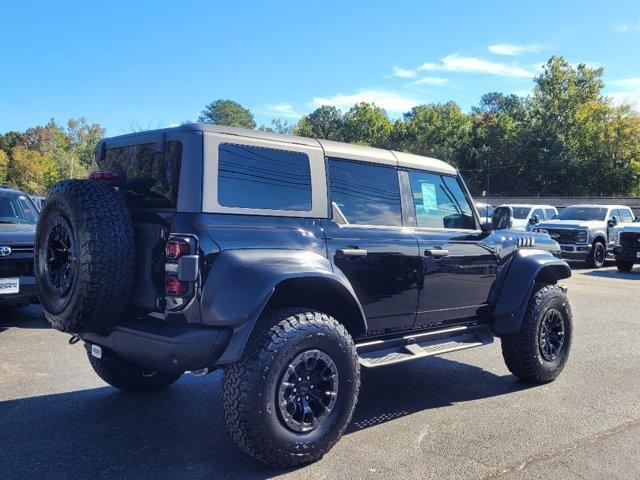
[614,19,640,33]
[610,77,640,89]
[409,76,449,86]
[488,43,542,56]
[311,89,421,113]
[393,67,416,78]
[608,77,640,108]
[263,103,301,119]
[419,54,535,78]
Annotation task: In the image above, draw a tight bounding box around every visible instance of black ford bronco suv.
[35,124,573,467]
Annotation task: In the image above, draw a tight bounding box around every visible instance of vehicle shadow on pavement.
[0,306,48,333]
[0,357,528,479]
[583,269,640,280]
[349,356,530,432]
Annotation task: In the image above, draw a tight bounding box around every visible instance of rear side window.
[409,170,476,229]
[218,143,312,211]
[98,141,182,209]
[328,158,402,226]
[621,209,634,223]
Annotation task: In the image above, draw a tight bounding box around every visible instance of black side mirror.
[607,218,617,228]
[492,206,513,230]
[529,215,540,225]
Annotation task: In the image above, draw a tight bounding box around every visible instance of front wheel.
[501,283,572,383]
[616,260,634,272]
[586,240,606,268]
[221,308,360,467]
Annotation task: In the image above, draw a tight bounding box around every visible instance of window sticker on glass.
[420,182,437,211]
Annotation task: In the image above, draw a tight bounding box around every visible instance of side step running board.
[356,325,494,368]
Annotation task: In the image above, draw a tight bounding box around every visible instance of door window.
[408,170,476,229]
[621,209,634,223]
[545,208,557,219]
[328,158,402,226]
[531,208,544,220]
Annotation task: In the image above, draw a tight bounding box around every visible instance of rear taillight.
[89,169,120,180]
[166,239,190,261]
[164,235,198,302]
[165,275,189,296]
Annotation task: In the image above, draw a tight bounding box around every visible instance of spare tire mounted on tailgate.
[35,180,135,334]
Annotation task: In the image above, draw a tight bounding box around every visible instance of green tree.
[342,103,392,147]
[391,102,470,161]
[294,105,344,141]
[7,146,59,194]
[0,150,8,183]
[198,99,256,128]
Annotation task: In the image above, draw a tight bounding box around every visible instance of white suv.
[499,204,558,231]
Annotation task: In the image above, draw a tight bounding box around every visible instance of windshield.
[511,207,531,219]
[557,206,607,221]
[0,193,38,224]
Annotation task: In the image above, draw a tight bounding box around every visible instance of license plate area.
[0,277,19,294]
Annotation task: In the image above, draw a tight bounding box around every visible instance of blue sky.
[1,0,640,135]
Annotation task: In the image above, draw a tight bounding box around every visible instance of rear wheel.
[586,240,606,268]
[221,308,360,467]
[501,283,572,383]
[87,351,182,392]
[616,260,634,272]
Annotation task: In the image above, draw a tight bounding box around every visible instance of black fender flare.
[492,249,571,335]
[199,249,366,364]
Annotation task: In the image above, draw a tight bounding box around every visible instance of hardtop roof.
[97,123,457,175]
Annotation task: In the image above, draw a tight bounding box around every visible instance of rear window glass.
[97,141,182,209]
[218,143,312,211]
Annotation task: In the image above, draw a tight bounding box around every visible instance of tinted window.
[0,193,38,224]
[218,143,312,211]
[409,170,475,229]
[621,209,634,223]
[328,158,402,226]
[545,208,557,219]
[99,141,181,209]
[557,207,607,221]
[512,207,532,219]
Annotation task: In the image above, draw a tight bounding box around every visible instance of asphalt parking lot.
[1,265,639,480]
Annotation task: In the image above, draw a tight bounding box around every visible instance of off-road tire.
[586,240,606,268]
[616,260,634,272]
[87,351,182,392]
[35,180,134,334]
[221,308,360,467]
[501,283,572,383]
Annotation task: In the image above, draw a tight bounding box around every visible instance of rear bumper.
[83,320,232,373]
[0,276,38,305]
[559,244,591,261]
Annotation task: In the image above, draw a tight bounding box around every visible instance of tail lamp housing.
[165,235,199,304]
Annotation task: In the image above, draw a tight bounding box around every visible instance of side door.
[322,158,421,336]
[406,169,498,329]
[607,209,622,247]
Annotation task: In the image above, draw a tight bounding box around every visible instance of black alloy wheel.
[538,308,566,361]
[45,217,77,296]
[276,349,339,433]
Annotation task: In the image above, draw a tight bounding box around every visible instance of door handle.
[337,248,368,258]
[425,248,449,258]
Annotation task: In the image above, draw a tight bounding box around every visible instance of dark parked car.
[34,125,573,467]
[0,187,39,308]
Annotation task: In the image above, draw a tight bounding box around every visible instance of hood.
[619,223,640,233]
[536,219,603,230]
[0,222,36,245]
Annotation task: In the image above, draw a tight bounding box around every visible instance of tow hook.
[68,334,81,345]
